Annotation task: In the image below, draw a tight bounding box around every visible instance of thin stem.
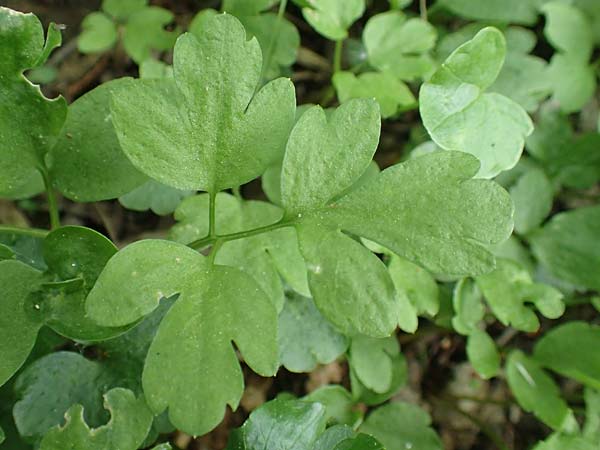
[188,219,293,250]
[0,225,49,238]
[208,239,224,266]
[333,39,343,74]
[39,168,60,230]
[209,191,217,238]
[420,0,428,21]
[260,0,288,83]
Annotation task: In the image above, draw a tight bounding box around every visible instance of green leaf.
[0,260,44,387]
[529,206,600,291]
[475,259,564,332]
[533,434,597,450]
[527,109,600,189]
[466,329,500,379]
[420,27,533,178]
[349,337,407,406]
[349,336,400,394]
[542,3,596,112]
[0,230,46,270]
[86,240,202,327]
[78,12,117,54]
[542,2,593,61]
[236,397,326,450]
[534,322,600,390]
[48,78,148,201]
[0,425,4,444]
[119,180,192,215]
[278,292,348,372]
[123,7,179,63]
[110,14,296,193]
[238,13,300,79]
[139,58,173,79]
[151,445,173,450]
[0,7,67,198]
[303,386,358,426]
[437,25,550,113]
[316,151,514,276]
[510,167,553,235]
[333,71,416,118]
[359,402,443,450]
[38,388,152,450]
[311,425,353,450]
[440,0,538,25]
[223,0,277,15]
[301,0,365,41]
[34,22,63,68]
[142,264,278,436]
[506,350,573,430]
[14,301,174,443]
[13,352,112,443]
[546,54,596,114]
[583,387,600,440]
[297,224,398,337]
[363,11,437,81]
[281,100,380,217]
[40,226,128,341]
[102,0,147,20]
[452,278,484,335]
[388,254,439,316]
[333,434,383,450]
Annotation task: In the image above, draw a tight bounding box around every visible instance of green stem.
[333,39,343,74]
[420,0,428,21]
[39,167,60,230]
[260,0,288,83]
[0,225,49,238]
[208,239,224,266]
[188,219,293,250]
[209,191,217,238]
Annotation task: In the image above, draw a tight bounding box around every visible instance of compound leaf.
[388,254,439,317]
[506,350,573,430]
[49,78,148,202]
[301,0,365,41]
[534,322,600,390]
[142,265,278,436]
[111,14,296,193]
[529,206,600,291]
[476,259,564,332]
[420,27,533,178]
[0,260,44,387]
[38,388,153,450]
[359,402,443,450]
[278,292,348,373]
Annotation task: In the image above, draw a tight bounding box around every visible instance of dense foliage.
[1,0,600,449]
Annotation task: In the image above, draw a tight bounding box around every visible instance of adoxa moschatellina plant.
[1,6,516,443]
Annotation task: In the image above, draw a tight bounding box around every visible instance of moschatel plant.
[2,1,600,449]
